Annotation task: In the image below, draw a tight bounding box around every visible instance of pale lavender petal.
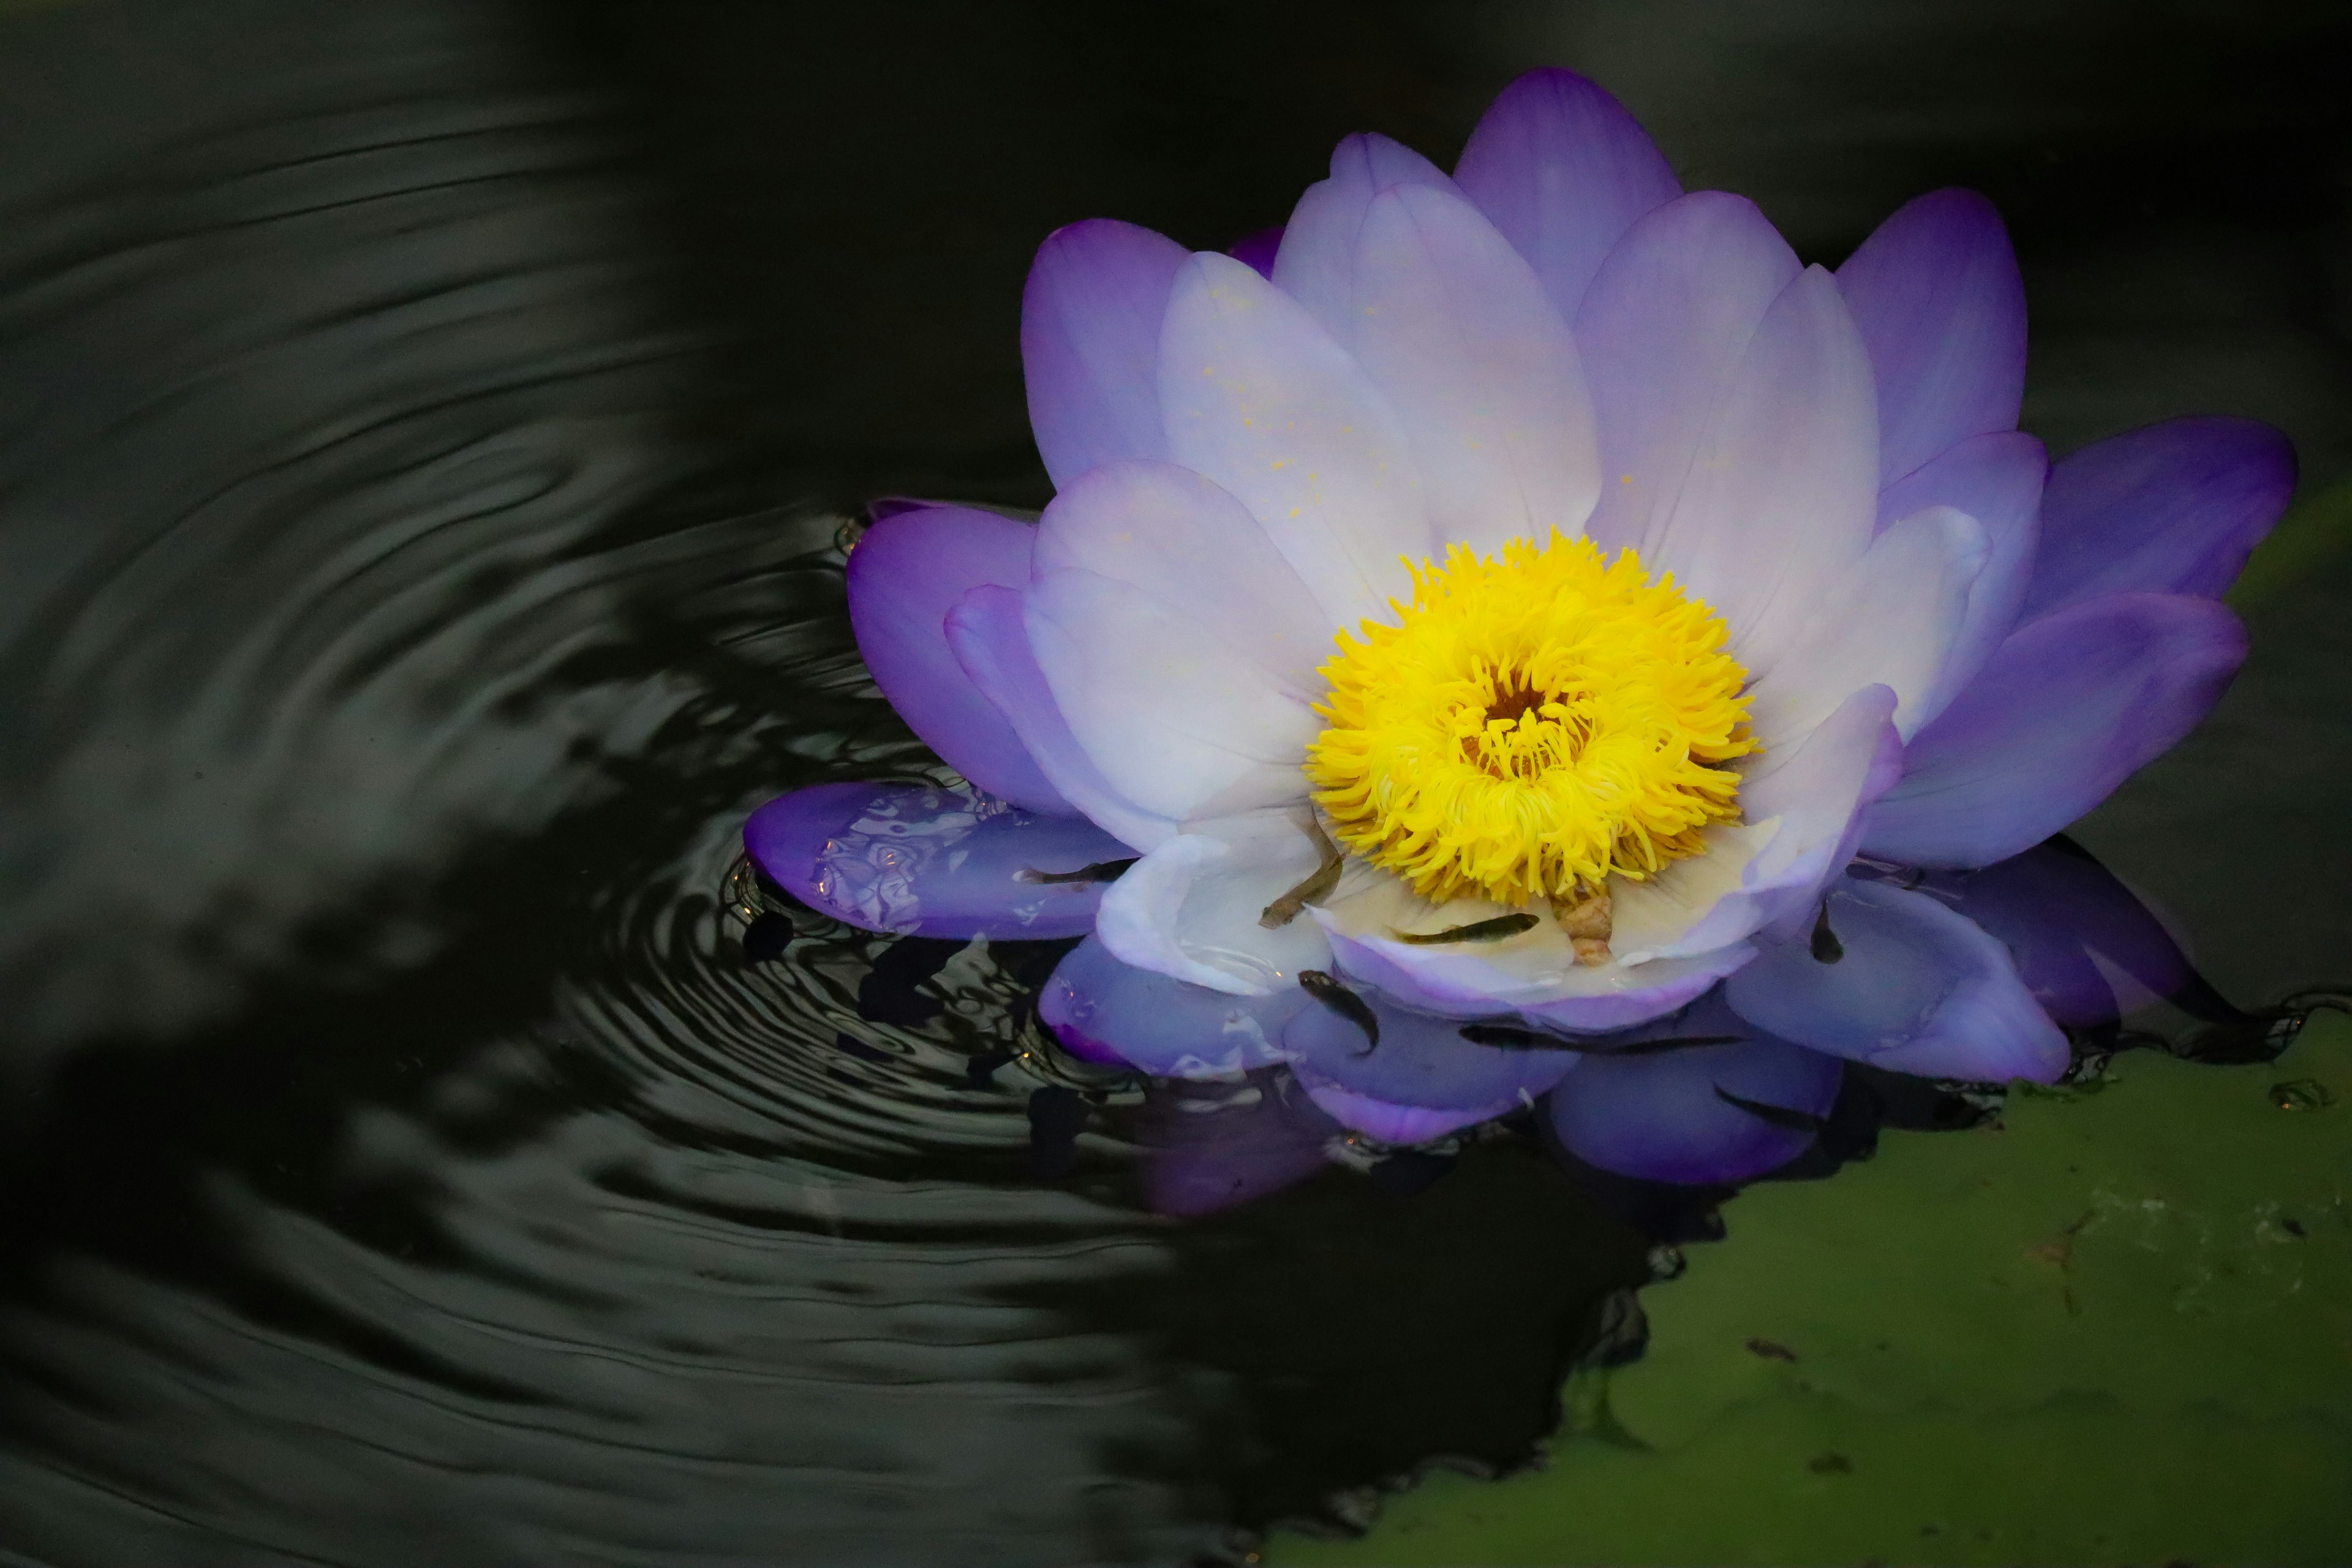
[1229,224,1284,279]
[1038,936,1305,1074]
[846,505,1068,813]
[1834,189,2027,486]
[1158,251,1429,625]
[1452,67,1682,324]
[2021,417,2297,622]
[1724,879,2068,1082]
[1021,219,1189,486]
[1575,192,1800,556]
[1863,594,2248,868]
[1646,264,1880,672]
[745,782,1129,940]
[1138,1076,1340,1217]
[1875,430,2048,722]
[1343,183,1602,554]
[1283,984,1578,1120]
[1032,459,1333,699]
[1548,1000,1842,1185]
[1270,130,1454,341]
[944,585,1175,851]
[1095,811,1333,996]
[1896,840,2197,1028]
[1300,1084,1499,1145]
[1023,567,1322,826]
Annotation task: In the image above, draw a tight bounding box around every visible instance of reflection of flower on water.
[744,68,2297,1189]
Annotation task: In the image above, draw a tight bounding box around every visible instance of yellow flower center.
[1305,531,1755,908]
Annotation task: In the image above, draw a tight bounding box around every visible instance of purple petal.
[1037,936,1306,1075]
[744,782,1130,940]
[1724,879,2069,1082]
[1228,224,1284,279]
[1300,1084,1499,1145]
[1548,999,1842,1185]
[1021,219,1189,487]
[1271,131,1455,341]
[1862,593,2248,868]
[1875,430,2048,722]
[846,506,1069,813]
[1137,1076,1339,1217]
[1897,840,2197,1028]
[1453,67,1681,325]
[1342,182,1602,555]
[1281,984,1578,1120]
[2021,417,2297,622]
[1834,189,2028,487]
[1575,192,1800,558]
[944,585,1175,851]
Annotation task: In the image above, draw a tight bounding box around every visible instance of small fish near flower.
[746,68,2295,1185]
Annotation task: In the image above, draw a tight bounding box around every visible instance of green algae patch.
[1276,1011,2352,1566]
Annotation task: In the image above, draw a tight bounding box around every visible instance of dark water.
[0,2,2347,1563]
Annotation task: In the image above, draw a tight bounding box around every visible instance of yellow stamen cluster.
[1306,531,1754,907]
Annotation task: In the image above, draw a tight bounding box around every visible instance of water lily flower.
[747,68,2294,1185]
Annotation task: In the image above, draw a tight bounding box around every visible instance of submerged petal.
[745,782,1131,940]
[1548,1000,1842,1184]
[1725,878,2069,1082]
[846,505,1068,813]
[1453,66,1682,324]
[2021,416,2297,621]
[1863,593,2248,869]
[1834,189,2027,486]
[1022,219,1189,486]
[1283,982,1579,1123]
[1038,936,1305,1075]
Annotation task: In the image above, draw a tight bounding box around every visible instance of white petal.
[1033,460,1335,700]
[1271,131,1456,342]
[1096,811,1334,995]
[1023,568,1321,826]
[1157,252,1430,627]
[1646,265,1880,674]
[1744,504,1987,748]
[1344,183,1603,554]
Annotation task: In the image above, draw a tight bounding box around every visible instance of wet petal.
[744,782,1130,940]
[1875,430,2048,723]
[1137,1076,1340,1217]
[1834,189,2027,486]
[1343,182,1602,554]
[1158,251,1429,625]
[1283,983,1579,1126]
[945,585,1175,851]
[1548,999,1842,1184]
[846,505,1068,813]
[1021,219,1189,486]
[1038,935,1305,1074]
[1095,810,1333,995]
[1453,67,1681,323]
[1863,593,2247,868]
[1575,192,1801,556]
[1023,567,1322,825]
[1032,459,1332,699]
[1725,878,2069,1082]
[2021,416,2297,621]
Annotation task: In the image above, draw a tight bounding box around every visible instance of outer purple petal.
[1283,986,1579,1134]
[944,585,1175,851]
[1575,192,1800,557]
[1547,1000,1842,1185]
[1834,189,2027,487]
[846,506,1069,813]
[1452,67,1681,325]
[1863,593,2248,868]
[1724,879,2069,1082]
[1875,430,2048,722]
[1038,936,1305,1076]
[2020,417,2297,622]
[745,782,1129,940]
[1897,841,2198,1028]
[1021,219,1189,487]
